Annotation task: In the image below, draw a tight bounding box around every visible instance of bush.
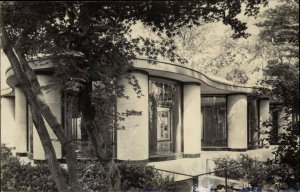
[77,160,110,192]
[1,144,178,192]
[1,144,62,192]
[214,154,274,188]
[78,160,178,192]
[214,154,299,191]
[118,161,177,191]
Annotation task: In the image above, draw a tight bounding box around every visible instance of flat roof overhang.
[134,59,258,95]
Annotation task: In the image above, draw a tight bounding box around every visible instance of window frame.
[247,97,261,148]
[148,76,183,158]
[201,94,228,150]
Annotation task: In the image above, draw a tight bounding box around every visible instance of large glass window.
[149,78,182,157]
[201,96,227,148]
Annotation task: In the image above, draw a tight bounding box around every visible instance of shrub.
[118,161,177,191]
[213,154,300,191]
[2,144,178,191]
[214,154,274,189]
[78,160,178,192]
[1,144,64,192]
[77,160,109,192]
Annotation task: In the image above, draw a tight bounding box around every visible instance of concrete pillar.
[249,98,259,146]
[1,97,16,149]
[173,87,182,153]
[227,94,248,149]
[183,83,201,157]
[33,74,62,160]
[116,71,149,160]
[259,99,270,145]
[33,124,44,159]
[15,87,27,155]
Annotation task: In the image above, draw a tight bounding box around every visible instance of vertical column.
[183,83,201,157]
[33,124,44,159]
[259,99,270,145]
[173,87,182,153]
[227,94,248,150]
[1,97,16,149]
[33,74,62,160]
[116,71,149,161]
[250,98,259,146]
[15,87,27,156]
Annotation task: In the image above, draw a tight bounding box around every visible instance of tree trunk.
[80,84,110,162]
[0,18,83,192]
[30,103,71,192]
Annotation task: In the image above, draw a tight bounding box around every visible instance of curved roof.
[2,57,259,96]
[134,58,258,94]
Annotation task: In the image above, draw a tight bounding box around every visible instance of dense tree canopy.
[257,0,299,189]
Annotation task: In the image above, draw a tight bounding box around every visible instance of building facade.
[1,53,284,185]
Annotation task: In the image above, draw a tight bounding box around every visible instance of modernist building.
[1,52,283,186]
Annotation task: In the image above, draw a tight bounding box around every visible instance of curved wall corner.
[116,71,149,161]
[227,94,248,149]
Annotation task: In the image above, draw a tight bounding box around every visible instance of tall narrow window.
[27,105,33,154]
[64,94,93,158]
[270,105,279,144]
[248,97,260,146]
[149,78,182,157]
[201,96,227,148]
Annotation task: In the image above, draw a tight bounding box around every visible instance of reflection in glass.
[149,78,182,157]
[201,96,227,148]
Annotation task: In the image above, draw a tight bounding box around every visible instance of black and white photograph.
[0,1,299,191]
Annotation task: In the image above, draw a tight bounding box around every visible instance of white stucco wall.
[183,83,201,155]
[259,99,270,145]
[33,74,62,160]
[1,50,11,92]
[116,72,149,160]
[15,87,27,154]
[227,95,248,149]
[1,97,16,148]
[1,51,16,149]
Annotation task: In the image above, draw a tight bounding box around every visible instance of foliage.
[174,22,266,85]
[257,0,299,111]
[77,161,109,192]
[1,144,63,192]
[0,0,269,108]
[1,145,177,192]
[0,1,269,190]
[0,0,269,117]
[174,1,298,86]
[261,119,300,189]
[256,1,299,189]
[214,154,300,191]
[118,161,177,192]
[77,160,177,192]
[256,1,299,46]
[214,154,274,188]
